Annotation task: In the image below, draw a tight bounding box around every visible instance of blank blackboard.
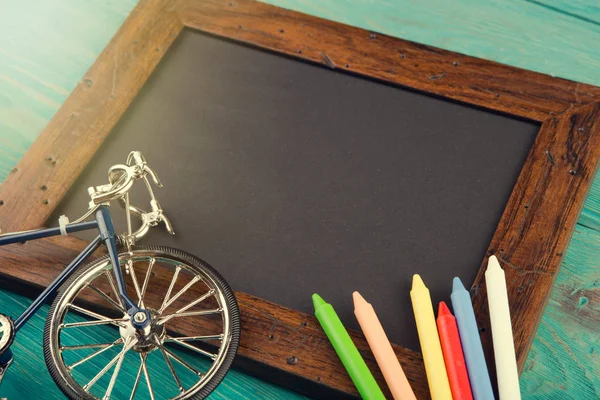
[51,29,538,351]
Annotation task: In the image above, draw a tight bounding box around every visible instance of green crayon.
[312,293,385,400]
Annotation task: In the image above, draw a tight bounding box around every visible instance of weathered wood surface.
[0,0,599,399]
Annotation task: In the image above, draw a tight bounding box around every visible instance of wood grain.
[0,288,307,400]
[0,0,599,398]
[180,0,600,122]
[0,0,136,181]
[468,102,600,377]
[261,0,600,88]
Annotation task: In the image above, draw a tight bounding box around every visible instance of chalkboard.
[52,29,538,351]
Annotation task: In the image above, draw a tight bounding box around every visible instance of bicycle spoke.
[139,258,155,306]
[127,260,144,308]
[83,338,136,392]
[105,270,125,309]
[159,276,201,313]
[160,266,181,311]
[68,303,118,322]
[61,342,120,351]
[162,289,215,322]
[60,317,129,330]
[129,359,144,400]
[162,345,202,376]
[159,345,184,393]
[103,338,131,399]
[165,334,224,343]
[66,339,123,371]
[88,284,125,312]
[159,308,222,324]
[141,353,156,400]
[165,335,217,360]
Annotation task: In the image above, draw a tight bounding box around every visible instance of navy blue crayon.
[451,277,495,400]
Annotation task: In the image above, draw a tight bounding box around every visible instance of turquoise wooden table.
[0,0,598,398]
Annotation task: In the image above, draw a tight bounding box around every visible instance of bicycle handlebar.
[86,151,174,243]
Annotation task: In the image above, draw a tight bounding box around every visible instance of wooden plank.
[0,0,182,233]
[3,0,599,396]
[0,0,136,181]
[520,191,600,398]
[526,0,600,26]
[469,102,600,377]
[180,0,600,122]
[0,289,308,399]
[0,0,599,398]
[260,0,600,88]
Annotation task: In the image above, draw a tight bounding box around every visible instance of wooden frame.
[1,0,600,398]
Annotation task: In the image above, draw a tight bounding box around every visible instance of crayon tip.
[352,291,368,307]
[411,274,426,290]
[438,301,452,317]
[452,277,466,293]
[312,293,326,311]
[487,255,501,271]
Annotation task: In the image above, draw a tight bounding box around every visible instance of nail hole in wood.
[479,327,487,333]
[297,49,302,54]
[569,169,577,175]
[286,356,298,365]
[269,334,275,340]
[0,200,4,206]
[41,185,47,191]
[10,168,17,174]
[43,200,49,205]
[369,32,377,39]
[399,53,406,59]
[279,29,284,33]
[452,61,459,66]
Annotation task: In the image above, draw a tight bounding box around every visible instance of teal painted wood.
[529,0,600,26]
[0,0,137,181]
[1,0,600,399]
[0,290,307,399]
[262,0,600,89]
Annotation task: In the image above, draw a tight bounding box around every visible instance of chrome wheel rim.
[0,314,12,352]
[47,250,232,399]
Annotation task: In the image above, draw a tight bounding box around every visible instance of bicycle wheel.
[43,245,240,399]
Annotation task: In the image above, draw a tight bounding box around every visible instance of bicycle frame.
[0,205,145,334]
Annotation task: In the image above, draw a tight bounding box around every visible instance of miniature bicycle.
[0,151,240,399]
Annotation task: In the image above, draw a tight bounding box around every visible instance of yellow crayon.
[410,274,452,400]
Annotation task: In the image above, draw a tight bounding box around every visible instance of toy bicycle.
[0,151,240,399]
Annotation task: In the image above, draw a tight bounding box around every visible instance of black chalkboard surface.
[52,29,538,351]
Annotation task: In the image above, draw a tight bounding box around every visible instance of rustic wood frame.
[1,0,600,398]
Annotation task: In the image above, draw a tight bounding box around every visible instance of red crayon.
[437,301,473,400]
